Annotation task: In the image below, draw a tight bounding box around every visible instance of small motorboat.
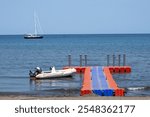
[29,66,76,79]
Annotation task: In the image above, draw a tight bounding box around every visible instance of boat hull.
[30,68,76,79]
[24,36,43,39]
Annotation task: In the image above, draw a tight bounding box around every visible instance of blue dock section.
[92,66,114,96]
[92,67,103,96]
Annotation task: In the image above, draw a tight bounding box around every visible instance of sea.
[0,34,150,97]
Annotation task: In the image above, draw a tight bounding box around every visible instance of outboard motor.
[29,67,42,77]
[35,67,42,74]
[29,70,36,77]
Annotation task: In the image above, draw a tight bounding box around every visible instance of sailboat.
[24,12,43,39]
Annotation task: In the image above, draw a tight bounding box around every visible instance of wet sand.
[0,95,150,100]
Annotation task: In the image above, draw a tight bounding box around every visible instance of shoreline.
[0,95,150,100]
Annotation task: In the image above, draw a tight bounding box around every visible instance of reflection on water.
[29,74,83,96]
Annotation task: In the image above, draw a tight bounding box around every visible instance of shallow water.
[0,34,150,96]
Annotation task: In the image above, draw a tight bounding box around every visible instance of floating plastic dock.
[103,67,125,96]
[91,66,113,96]
[64,66,131,96]
[80,67,92,96]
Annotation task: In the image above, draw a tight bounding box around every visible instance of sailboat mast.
[34,12,37,35]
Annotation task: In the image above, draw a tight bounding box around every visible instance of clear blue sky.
[0,0,150,34]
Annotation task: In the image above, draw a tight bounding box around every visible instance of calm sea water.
[0,34,150,96]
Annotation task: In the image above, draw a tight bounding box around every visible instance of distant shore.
[0,95,150,100]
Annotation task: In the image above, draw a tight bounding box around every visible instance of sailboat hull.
[24,35,43,39]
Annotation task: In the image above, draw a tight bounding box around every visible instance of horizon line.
[0,33,150,36]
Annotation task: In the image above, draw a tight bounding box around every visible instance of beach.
[0,95,150,100]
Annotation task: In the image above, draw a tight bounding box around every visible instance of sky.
[0,0,150,34]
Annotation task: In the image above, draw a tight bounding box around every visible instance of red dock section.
[108,66,131,74]
[80,67,92,96]
[63,66,86,73]
[103,67,125,96]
